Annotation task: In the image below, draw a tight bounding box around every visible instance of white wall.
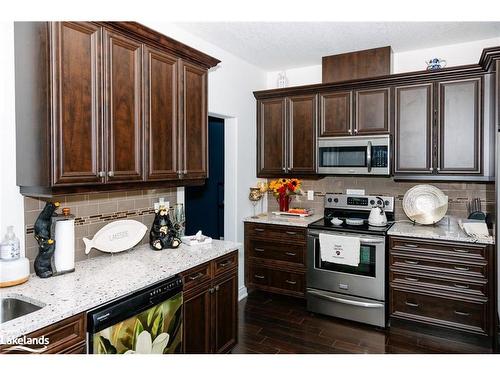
[266,36,500,88]
[0,22,25,256]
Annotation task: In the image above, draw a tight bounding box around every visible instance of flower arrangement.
[267,178,302,211]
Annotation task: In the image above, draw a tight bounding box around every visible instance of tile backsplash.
[267,177,495,221]
[24,188,177,271]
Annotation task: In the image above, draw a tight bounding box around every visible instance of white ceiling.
[174,22,500,71]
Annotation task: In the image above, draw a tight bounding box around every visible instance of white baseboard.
[238,286,248,301]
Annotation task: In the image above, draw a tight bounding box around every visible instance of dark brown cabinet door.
[51,22,103,185]
[319,91,352,137]
[183,286,212,354]
[394,83,434,174]
[257,98,286,176]
[144,46,179,180]
[287,94,317,175]
[103,29,144,182]
[438,78,482,174]
[179,60,208,179]
[355,88,390,134]
[213,274,238,353]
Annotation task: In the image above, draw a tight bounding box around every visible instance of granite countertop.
[0,240,240,344]
[244,212,323,228]
[388,217,495,245]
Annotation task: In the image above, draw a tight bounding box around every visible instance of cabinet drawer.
[249,240,305,265]
[245,223,306,244]
[213,252,238,278]
[391,253,487,279]
[181,262,212,291]
[390,237,487,260]
[248,266,269,286]
[269,269,305,294]
[391,289,488,334]
[391,270,487,297]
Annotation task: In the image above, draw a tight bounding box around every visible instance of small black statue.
[149,206,181,250]
[34,201,59,278]
[34,201,59,242]
[34,238,56,278]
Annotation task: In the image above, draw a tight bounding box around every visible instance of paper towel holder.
[51,207,76,276]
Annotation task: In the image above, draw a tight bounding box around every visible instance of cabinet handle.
[108,171,114,177]
[405,301,420,308]
[454,283,470,289]
[454,266,470,271]
[282,167,286,171]
[354,128,358,134]
[404,243,419,248]
[436,167,441,171]
[285,231,297,235]
[219,260,231,268]
[183,169,187,174]
[254,248,265,252]
[404,260,419,265]
[349,129,353,134]
[454,310,470,317]
[429,168,433,172]
[98,171,105,178]
[404,277,419,282]
[215,285,220,292]
[254,274,265,279]
[285,252,296,256]
[285,280,297,285]
[209,287,215,294]
[453,248,469,253]
[188,272,204,281]
[254,228,265,232]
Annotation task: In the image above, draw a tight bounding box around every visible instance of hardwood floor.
[232,291,494,354]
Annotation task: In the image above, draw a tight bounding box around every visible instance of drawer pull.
[285,280,297,285]
[254,248,265,252]
[404,277,419,282]
[285,231,297,235]
[453,248,469,253]
[454,283,470,289]
[404,260,419,265]
[405,301,420,308]
[454,310,471,317]
[285,252,296,256]
[219,260,231,267]
[254,274,265,279]
[404,243,419,248]
[454,266,470,271]
[188,272,204,281]
[254,228,265,232]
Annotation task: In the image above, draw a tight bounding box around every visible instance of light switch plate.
[346,189,365,195]
[307,190,314,200]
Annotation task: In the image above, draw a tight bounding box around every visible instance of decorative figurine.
[34,202,60,242]
[425,58,447,70]
[149,204,181,251]
[34,238,56,278]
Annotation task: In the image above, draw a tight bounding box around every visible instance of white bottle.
[0,226,21,260]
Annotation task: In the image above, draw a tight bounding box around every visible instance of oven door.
[317,135,390,175]
[307,230,386,301]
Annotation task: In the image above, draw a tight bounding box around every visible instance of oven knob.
[370,199,375,205]
[384,200,390,206]
[333,198,338,203]
[377,200,382,206]
[327,198,332,203]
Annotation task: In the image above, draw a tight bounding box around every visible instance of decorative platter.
[402,185,448,225]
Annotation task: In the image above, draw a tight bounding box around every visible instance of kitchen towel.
[319,233,360,267]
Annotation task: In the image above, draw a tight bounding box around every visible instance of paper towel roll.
[54,219,75,273]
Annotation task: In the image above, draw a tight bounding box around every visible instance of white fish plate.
[83,220,147,255]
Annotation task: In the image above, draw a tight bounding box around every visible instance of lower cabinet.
[181,251,238,353]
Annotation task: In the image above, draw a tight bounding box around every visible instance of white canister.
[53,208,75,274]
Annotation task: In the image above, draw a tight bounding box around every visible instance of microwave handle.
[367,140,372,172]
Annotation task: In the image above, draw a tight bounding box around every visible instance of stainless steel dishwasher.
[87,275,183,354]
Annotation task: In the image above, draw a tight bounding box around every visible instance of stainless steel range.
[306,193,394,327]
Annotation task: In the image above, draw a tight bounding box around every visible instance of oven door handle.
[307,289,384,308]
[367,140,372,173]
[308,233,384,245]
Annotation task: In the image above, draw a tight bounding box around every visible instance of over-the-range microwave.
[317,134,390,175]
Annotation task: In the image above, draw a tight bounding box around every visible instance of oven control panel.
[325,193,394,212]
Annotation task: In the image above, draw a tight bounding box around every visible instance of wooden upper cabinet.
[144,46,179,181]
[354,88,390,134]
[319,91,352,137]
[104,29,144,182]
[180,60,208,179]
[257,98,286,176]
[394,83,434,174]
[288,94,317,174]
[438,78,482,174]
[51,22,103,186]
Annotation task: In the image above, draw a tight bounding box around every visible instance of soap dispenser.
[0,226,20,260]
[0,226,30,288]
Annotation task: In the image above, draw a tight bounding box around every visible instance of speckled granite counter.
[388,217,495,245]
[244,213,323,227]
[0,240,240,344]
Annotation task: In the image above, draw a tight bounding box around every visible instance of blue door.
[185,117,224,239]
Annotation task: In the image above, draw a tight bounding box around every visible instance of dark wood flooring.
[232,291,494,354]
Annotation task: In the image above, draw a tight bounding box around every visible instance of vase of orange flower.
[268,178,302,212]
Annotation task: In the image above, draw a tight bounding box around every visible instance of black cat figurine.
[34,201,60,242]
[34,238,56,278]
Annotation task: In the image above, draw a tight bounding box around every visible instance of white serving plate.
[83,220,147,255]
[403,185,448,225]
